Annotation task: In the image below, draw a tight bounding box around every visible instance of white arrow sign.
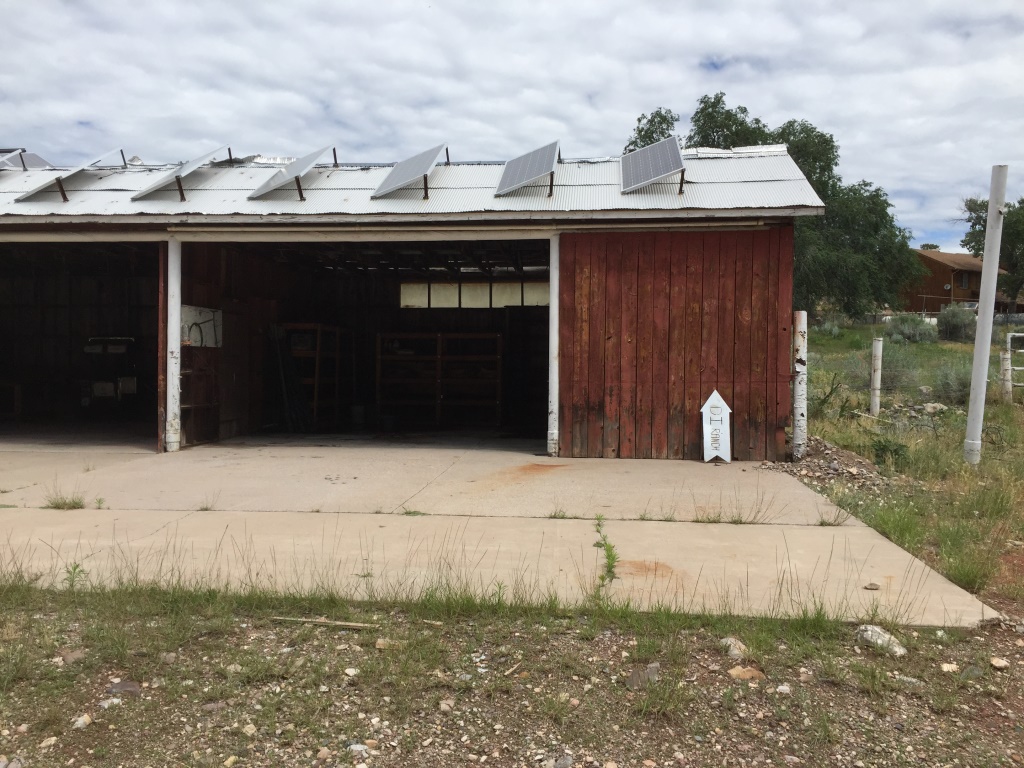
[701,390,732,463]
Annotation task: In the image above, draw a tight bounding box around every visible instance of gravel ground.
[2,599,1024,768]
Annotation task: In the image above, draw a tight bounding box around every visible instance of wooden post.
[870,337,883,417]
[792,311,808,460]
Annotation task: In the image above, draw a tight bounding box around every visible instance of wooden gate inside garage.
[557,228,794,461]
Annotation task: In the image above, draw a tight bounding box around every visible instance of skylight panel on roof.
[495,141,559,197]
[620,137,684,194]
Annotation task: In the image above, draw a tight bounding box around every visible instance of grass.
[43,483,86,510]
[401,508,427,516]
[807,323,1024,596]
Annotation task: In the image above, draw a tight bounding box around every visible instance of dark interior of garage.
[0,243,159,435]
[180,238,551,446]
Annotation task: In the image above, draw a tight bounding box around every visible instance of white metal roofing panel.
[131,146,229,200]
[0,153,824,220]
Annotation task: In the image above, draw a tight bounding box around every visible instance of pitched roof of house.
[915,248,984,272]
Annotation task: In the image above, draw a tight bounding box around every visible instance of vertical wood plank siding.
[558,227,794,461]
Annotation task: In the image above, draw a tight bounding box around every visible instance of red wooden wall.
[558,228,794,461]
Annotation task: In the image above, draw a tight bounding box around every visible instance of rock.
[72,714,92,729]
[856,625,907,657]
[16,724,28,733]
[720,637,747,660]
[202,701,227,712]
[106,679,142,696]
[317,747,332,760]
[605,763,618,768]
[242,723,257,737]
[727,666,766,681]
[642,761,656,768]
[961,665,984,680]
[59,648,86,664]
[224,663,242,674]
[569,697,580,708]
[555,756,574,768]
[863,581,881,591]
[159,652,177,664]
[941,662,959,673]
[344,667,359,677]
[365,738,379,749]
[39,737,57,749]
[99,697,121,709]
[375,638,406,650]
[439,698,455,713]
[223,757,238,768]
[783,757,802,765]
[625,662,660,690]
[991,656,1011,670]
[919,386,933,395]
[776,684,791,694]
[923,402,947,415]
[896,675,923,687]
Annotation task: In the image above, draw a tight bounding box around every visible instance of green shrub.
[937,304,976,342]
[815,321,842,339]
[871,437,909,471]
[934,362,973,405]
[881,345,919,391]
[884,315,938,343]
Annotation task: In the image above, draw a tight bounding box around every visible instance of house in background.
[903,248,1021,314]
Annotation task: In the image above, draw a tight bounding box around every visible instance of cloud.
[1,0,1022,247]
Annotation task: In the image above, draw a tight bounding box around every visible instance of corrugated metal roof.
[0,147,824,222]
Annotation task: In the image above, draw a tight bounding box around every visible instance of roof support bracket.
[548,171,554,197]
[678,168,686,196]
[422,173,429,200]
[445,147,450,166]
[332,148,339,168]
[55,177,69,203]
[175,175,186,202]
[294,176,306,202]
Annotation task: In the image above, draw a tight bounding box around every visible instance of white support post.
[792,310,808,460]
[964,165,1008,465]
[1001,350,1013,404]
[870,337,883,417]
[165,238,182,452]
[547,234,560,456]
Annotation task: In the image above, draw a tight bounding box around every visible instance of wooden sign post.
[701,390,732,463]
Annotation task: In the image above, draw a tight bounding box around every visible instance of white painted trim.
[547,234,560,456]
[165,238,182,452]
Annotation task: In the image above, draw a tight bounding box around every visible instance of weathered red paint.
[558,227,794,461]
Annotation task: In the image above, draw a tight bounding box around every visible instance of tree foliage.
[682,92,920,316]
[960,197,1024,304]
[919,243,940,250]
[623,107,680,153]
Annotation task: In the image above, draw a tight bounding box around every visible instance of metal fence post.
[870,337,883,416]
[1001,350,1013,404]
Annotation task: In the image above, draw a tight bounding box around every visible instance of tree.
[961,197,1024,303]
[680,92,921,316]
[623,107,680,153]
[919,243,941,250]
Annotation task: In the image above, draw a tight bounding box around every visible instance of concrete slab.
[0,435,853,525]
[0,508,994,626]
[0,431,996,626]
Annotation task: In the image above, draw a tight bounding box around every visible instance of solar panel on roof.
[131,145,229,201]
[620,136,683,194]
[495,141,559,197]
[371,144,447,198]
[15,148,125,202]
[247,145,333,200]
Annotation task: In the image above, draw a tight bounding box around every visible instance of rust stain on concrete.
[617,560,675,579]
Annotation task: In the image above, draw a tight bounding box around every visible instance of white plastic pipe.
[870,337,883,417]
[547,234,560,456]
[792,310,808,460]
[1001,350,1013,404]
[165,238,182,452]
[964,165,1008,465]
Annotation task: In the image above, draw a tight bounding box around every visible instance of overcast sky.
[2,0,1022,250]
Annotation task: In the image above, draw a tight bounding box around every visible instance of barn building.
[0,140,823,461]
